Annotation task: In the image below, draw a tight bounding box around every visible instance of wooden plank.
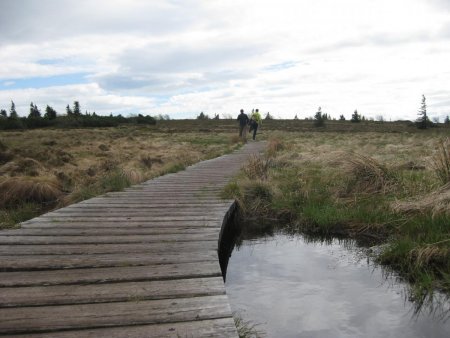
[18,318,238,338]
[0,277,226,307]
[0,261,222,286]
[0,251,218,271]
[20,220,222,228]
[0,233,218,245]
[0,141,265,337]
[0,295,232,334]
[0,241,217,255]
[43,210,229,217]
[29,216,224,222]
[0,227,220,236]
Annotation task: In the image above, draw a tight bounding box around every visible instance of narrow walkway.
[0,141,265,337]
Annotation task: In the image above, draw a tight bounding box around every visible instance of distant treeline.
[0,101,156,130]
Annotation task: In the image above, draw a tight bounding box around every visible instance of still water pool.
[225,234,450,338]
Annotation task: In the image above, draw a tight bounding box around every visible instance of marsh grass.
[342,152,397,195]
[233,312,264,338]
[433,137,450,184]
[0,126,240,228]
[227,129,450,310]
[0,176,63,207]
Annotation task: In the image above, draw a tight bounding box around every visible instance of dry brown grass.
[342,152,396,195]
[0,126,240,227]
[121,168,144,184]
[0,176,63,207]
[409,244,450,267]
[392,182,450,216]
[432,138,450,185]
[266,137,284,158]
[243,155,272,181]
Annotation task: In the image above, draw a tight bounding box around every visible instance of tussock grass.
[1,126,240,228]
[121,168,144,184]
[433,138,450,185]
[409,244,450,268]
[342,153,397,195]
[243,155,271,181]
[392,183,450,216]
[0,176,63,207]
[266,137,284,158]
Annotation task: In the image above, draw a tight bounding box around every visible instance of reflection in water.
[225,233,450,338]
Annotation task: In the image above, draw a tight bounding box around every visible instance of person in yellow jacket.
[249,109,262,140]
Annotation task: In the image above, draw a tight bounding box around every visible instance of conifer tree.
[9,101,18,118]
[314,107,325,127]
[417,95,428,129]
[44,105,57,120]
[351,110,360,123]
[73,101,81,116]
[0,109,6,118]
[66,104,73,116]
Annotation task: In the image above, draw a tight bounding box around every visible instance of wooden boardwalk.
[0,141,265,337]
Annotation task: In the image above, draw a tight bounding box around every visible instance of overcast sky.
[1,0,449,120]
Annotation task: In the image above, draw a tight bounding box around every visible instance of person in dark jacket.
[237,109,249,139]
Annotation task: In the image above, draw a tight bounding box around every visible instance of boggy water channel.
[222,229,450,338]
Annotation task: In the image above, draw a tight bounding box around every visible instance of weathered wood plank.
[0,277,226,307]
[0,295,232,334]
[18,318,238,338]
[0,227,220,236]
[28,216,224,222]
[0,241,217,255]
[0,261,222,286]
[20,220,222,228]
[0,142,265,337]
[0,251,218,271]
[0,233,218,245]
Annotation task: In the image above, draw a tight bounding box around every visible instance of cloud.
[0,0,207,44]
[0,83,156,116]
[93,39,267,93]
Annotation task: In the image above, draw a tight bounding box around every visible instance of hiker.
[237,109,249,139]
[249,109,262,140]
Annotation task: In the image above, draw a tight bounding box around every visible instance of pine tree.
[314,107,325,127]
[44,105,57,120]
[197,112,209,120]
[339,114,345,121]
[264,112,273,120]
[66,104,73,116]
[445,116,450,125]
[294,114,298,120]
[0,109,7,118]
[28,102,41,118]
[73,101,81,116]
[9,101,18,119]
[351,110,360,123]
[417,95,428,129]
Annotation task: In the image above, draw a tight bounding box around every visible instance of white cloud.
[0,0,449,119]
